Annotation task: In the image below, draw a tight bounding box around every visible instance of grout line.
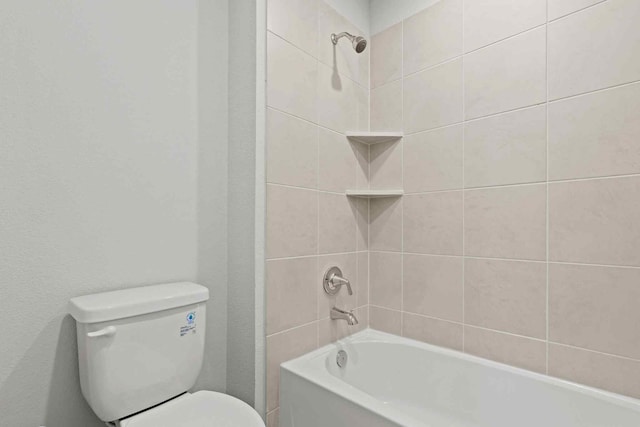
[315,108,320,350]
[465,324,548,344]
[547,0,610,23]
[549,341,640,364]
[403,54,464,80]
[267,182,350,195]
[400,172,640,195]
[403,121,465,137]
[546,172,640,185]
[371,76,403,92]
[368,250,640,270]
[548,78,640,104]
[545,1,550,374]
[399,18,405,336]
[463,102,548,123]
[461,0,466,351]
[546,260,640,270]
[464,22,548,56]
[266,318,320,339]
[367,145,371,325]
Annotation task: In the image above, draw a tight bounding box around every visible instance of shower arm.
[331,32,354,45]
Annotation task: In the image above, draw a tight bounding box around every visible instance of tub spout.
[330,307,358,326]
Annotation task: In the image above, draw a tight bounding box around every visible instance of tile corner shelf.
[345,131,403,145]
[345,190,404,199]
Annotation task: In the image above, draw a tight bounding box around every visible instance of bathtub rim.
[280,328,640,417]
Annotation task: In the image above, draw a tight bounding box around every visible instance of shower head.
[331,32,367,54]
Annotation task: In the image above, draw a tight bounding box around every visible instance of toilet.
[69,282,265,427]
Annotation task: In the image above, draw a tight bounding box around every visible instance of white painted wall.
[254,0,268,417]
[325,0,372,34]
[0,0,227,425]
[370,0,442,34]
[196,0,230,395]
[226,0,259,407]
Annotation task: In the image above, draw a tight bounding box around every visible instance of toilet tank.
[69,282,209,422]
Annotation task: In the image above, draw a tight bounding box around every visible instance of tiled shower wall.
[264,1,371,425]
[368,0,640,400]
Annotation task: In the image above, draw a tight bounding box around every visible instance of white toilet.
[69,282,265,427]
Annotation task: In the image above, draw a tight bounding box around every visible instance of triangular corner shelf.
[345,131,403,145]
[345,190,404,199]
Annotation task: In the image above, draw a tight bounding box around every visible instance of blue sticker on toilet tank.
[180,311,197,336]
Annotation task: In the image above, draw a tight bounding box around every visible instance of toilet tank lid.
[69,282,209,324]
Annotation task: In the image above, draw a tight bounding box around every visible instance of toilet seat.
[120,391,265,427]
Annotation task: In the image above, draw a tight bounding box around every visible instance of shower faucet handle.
[323,267,353,296]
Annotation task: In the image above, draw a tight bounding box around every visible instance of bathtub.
[280,329,640,427]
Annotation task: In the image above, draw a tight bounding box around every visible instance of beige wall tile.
[267,257,318,335]
[266,323,318,411]
[465,185,546,260]
[403,254,463,322]
[404,125,463,193]
[369,251,402,310]
[370,306,402,335]
[549,176,640,266]
[402,313,463,351]
[370,198,402,252]
[318,192,356,254]
[371,22,402,89]
[267,0,318,58]
[318,127,356,192]
[317,1,369,87]
[465,27,546,120]
[318,306,368,346]
[548,0,640,100]
[357,252,369,307]
[266,0,640,404]
[267,32,317,122]
[370,139,403,189]
[371,80,403,131]
[404,192,463,255]
[465,106,546,188]
[464,0,546,52]
[317,63,368,133]
[267,108,318,189]
[266,409,279,427]
[354,141,369,190]
[550,263,640,359]
[318,252,358,317]
[403,0,463,75]
[465,258,547,338]
[403,59,464,133]
[355,82,370,131]
[549,83,640,181]
[266,185,318,258]
[354,197,369,251]
[464,326,547,373]
[549,344,640,399]
[548,0,605,20]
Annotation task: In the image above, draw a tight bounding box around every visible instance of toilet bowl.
[120,392,264,427]
[69,282,265,427]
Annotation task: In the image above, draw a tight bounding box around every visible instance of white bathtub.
[280,329,640,427]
